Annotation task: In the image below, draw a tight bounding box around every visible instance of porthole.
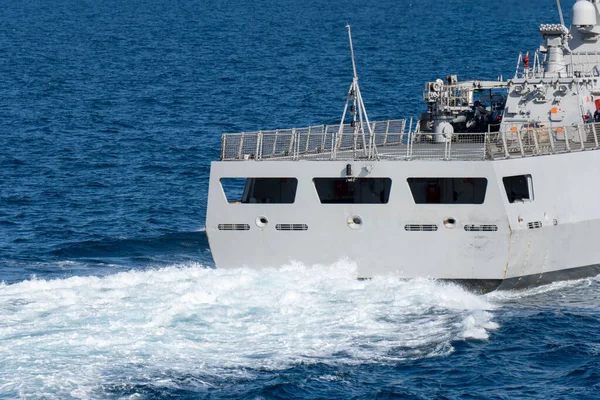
[443,217,456,229]
[348,215,363,230]
[256,216,269,228]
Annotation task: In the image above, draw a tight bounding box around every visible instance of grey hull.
[453,264,600,293]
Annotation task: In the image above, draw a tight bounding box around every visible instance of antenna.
[335,25,377,160]
[347,25,358,80]
[556,0,565,26]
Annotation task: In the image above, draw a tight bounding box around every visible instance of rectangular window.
[407,178,487,204]
[220,178,298,204]
[313,178,392,204]
[503,175,533,203]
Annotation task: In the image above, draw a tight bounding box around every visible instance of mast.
[335,25,376,160]
[556,0,565,27]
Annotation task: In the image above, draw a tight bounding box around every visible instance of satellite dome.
[572,0,597,26]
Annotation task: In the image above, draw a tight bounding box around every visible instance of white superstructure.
[205,1,600,291]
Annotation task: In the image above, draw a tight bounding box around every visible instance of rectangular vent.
[404,224,438,232]
[464,224,498,232]
[527,221,543,229]
[275,224,308,231]
[218,224,250,231]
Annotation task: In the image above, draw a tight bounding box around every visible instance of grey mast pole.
[556,0,565,26]
[346,25,375,158]
[347,25,358,80]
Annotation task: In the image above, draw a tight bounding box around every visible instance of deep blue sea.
[1,0,600,398]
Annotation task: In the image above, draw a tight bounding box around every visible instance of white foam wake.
[0,260,498,398]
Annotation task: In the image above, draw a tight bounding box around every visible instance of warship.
[205,0,600,291]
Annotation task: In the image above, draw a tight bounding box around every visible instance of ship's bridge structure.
[501,0,600,132]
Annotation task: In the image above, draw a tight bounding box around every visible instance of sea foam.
[0,261,498,398]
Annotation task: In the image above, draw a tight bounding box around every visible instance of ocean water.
[1,0,599,398]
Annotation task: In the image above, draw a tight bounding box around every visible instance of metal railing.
[220,119,410,161]
[220,120,600,162]
[485,123,600,159]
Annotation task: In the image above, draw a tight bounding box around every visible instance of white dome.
[572,0,597,26]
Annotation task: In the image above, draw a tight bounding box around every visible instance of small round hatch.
[347,215,363,230]
[256,216,269,228]
[443,217,457,229]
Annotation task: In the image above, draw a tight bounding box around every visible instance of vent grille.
[404,224,438,232]
[276,224,308,231]
[218,224,250,231]
[527,221,543,229]
[464,224,498,232]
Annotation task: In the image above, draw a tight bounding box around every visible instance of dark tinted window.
[314,178,392,204]
[220,178,298,203]
[503,175,532,203]
[407,178,487,204]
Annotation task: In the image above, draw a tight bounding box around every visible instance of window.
[407,178,487,204]
[220,178,298,204]
[313,178,392,204]
[503,175,533,203]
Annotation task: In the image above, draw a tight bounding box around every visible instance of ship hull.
[206,150,600,289]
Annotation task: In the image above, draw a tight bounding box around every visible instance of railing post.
[238,133,245,160]
[593,123,599,148]
[401,119,406,145]
[255,131,262,160]
[516,130,525,156]
[406,119,412,160]
[288,128,295,158]
[502,130,510,158]
[384,120,390,145]
[257,132,263,160]
[483,130,488,159]
[221,135,226,160]
[548,126,555,153]
[399,121,405,154]
[298,129,301,158]
[272,130,279,155]
[532,127,540,154]
[369,121,377,160]
[483,131,489,160]
[578,125,585,150]
[353,123,359,159]
[295,129,301,160]
[305,126,311,152]
[329,125,336,160]
[564,127,571,152]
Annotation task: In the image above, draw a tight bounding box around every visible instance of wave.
[486,274,600,302]
[0,260,498,398]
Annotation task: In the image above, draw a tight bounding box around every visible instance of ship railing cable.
[220,119,408,161]
[219,120,600,161]
[486,122,600,159]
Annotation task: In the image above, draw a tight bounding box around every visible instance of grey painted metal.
[207,149,600,282]
[206,1,600,288]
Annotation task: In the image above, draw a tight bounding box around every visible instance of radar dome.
[572,0,597,26]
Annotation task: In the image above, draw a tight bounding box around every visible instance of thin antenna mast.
[335,25,376,160]
[347,25,358,80]
[556,0,565,26]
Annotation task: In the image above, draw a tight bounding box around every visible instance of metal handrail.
[220,120,600,162]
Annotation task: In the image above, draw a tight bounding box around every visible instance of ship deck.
[219,119,600,162]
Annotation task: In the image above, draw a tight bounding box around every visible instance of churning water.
[1,262,599,398]
[0,262,496,397]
